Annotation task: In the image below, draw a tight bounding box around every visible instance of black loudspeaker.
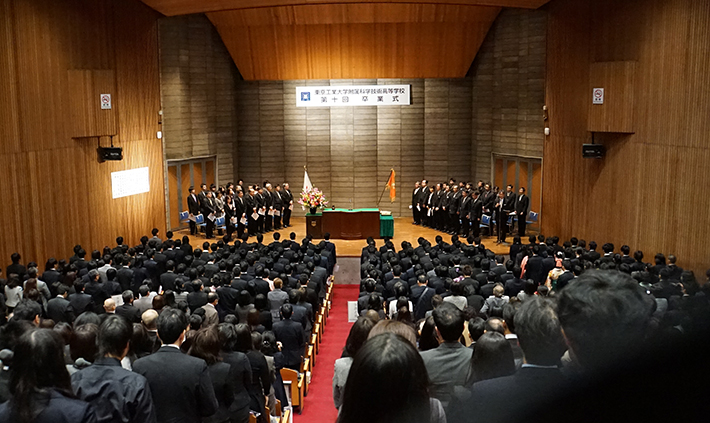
[582,144,605,158]
[98,146,123,162]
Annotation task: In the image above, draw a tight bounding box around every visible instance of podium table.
[306,208,391,239]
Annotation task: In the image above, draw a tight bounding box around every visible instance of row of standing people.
[412,179,530,244]
[187,182,295,240]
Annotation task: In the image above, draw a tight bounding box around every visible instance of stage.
[175,217,516,258]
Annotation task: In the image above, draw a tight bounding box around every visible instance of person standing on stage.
[470,191,483,238]
[263,183,274,232]
[418,180,429,224]
[495,191,508,244]
[459,189,471,237]
[235,188,246,239]
[187,186,200,236]
[425,186,436,228]
[448,185,461,235]
[247,187,258,237]
[224,192,236,240]
[434,184,444,231]
[516,187,530,236]
[482,183,495,216]
[282,183,293,228]
[412,181,422,225]
[255,186,266,234]
[202,191,217,239]
[273,184,284,230]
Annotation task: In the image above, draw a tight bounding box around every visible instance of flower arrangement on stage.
[299,187,329,212]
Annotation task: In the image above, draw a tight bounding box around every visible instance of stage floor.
[175,217,516,257]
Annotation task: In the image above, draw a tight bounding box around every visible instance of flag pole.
[376,169,393,207]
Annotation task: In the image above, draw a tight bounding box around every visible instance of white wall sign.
[296,85,411,107]
[111,167,150,199]
[100,93,112,110]
[592,88,604,104]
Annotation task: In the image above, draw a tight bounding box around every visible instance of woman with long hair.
[189,326,233,423]
[0,329,96,423]
[333,317,375,410]
[338,332,445,423]
[216,323,252,423]
[466,331,515,385]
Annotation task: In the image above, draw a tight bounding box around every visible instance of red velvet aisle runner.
[293,284,359,423]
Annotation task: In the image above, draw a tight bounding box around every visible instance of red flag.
[386,169,396,202]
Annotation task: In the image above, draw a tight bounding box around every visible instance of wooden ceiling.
[140,0,550,16]
[140,0,550,79]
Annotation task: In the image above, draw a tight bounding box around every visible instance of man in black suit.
[116,290,142,323]
[448,297,568,423]
[7,252,27,280]
[459,190,471,237]
[68,281,95,316]
[411,274,436,320]
[273,184,284,230]
[133,308,218,423]
[525,245,546,285]
[494,191,508,244]
[515,187,530,236]
[116,255,134,293]
[412,181,422,224]
[47,285,75,324]
[469,191,483,238]
[234,189,246,239]
[448,186,461,235]
[273,304,306,370]
[197,183,208,211]
[187,186,200,235]
[282,183,294,227]
[263,183,274,232]
[201,191,217,239]
[502,185,517,241]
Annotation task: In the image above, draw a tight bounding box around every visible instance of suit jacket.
[68,292,94,316]
[503,192,517,212]
[116,303,142,323]
[448,366,566,423]
[515,194,530,216]
[187,193,200,215]
[202,303,219,326]
[117,267,135,292]
[160,272,179,292]
[273,318,306,368]
[0,389,96,423]
[420,342,473,407]
[47,296,75,323]
[133,346,218,423]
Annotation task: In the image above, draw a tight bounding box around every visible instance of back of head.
[470,331,515,383]
[11,329,72,423]
[557,271,652,371]
[432,302,465,343]
[344,317,376,357]
[515,297,566,366]
[157,308,188,345]
[98,315,132,358]
[367,320,417,347]
[339,332,431,423]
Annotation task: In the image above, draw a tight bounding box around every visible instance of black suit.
[187,192,200,235]
[117,267,134,293]
[412,187,423,224]
[116,303,142,323]
[515,194,530,236]
[470,197,483,237]
[449,367,567,423]
[133,346,218,423]
[459,196,472,236]
[525,255,546,285]
[273,318,306,370]
[282,189,293,227]
[68,292,94,316]
[201,196,217,238]
[46,296,75,323]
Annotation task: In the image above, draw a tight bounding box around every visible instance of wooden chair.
[282,407,292,423]
[307,344,315,368]
[311,332,319,354]
[249,414,257,423]
[280,368,303,413]
[301,358,310,396]
[274,400,282,418]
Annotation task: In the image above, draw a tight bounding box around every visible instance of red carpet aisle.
[294,285,359,423]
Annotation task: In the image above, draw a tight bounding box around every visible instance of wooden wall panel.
[141,0,550,17]
[0,0,165,267]
[587,61,636,133]
[208,4,500,80]
[68,70,118,138]
[543,0,710,275]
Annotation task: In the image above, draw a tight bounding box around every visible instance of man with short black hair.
[133,308,218,423]
[273,304,306,370]
[449,297,567,423]
[47,285,75,324]
[411,274,436,320]
[116,290,141,323]
[420,302,473,407]
[72,315,156,423]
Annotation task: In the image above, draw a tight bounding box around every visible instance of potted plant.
[298,187,328,214]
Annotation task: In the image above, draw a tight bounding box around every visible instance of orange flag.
[386,169,396,202]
